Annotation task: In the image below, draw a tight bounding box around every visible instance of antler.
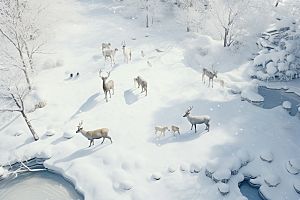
[78,120,83,127]
[99,69,102,78]
[186,106,193,113]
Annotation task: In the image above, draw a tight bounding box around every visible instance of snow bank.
[205,157,222,178]
[180,162,189,172]
[168,165,176,173]
[241,90,264,103]
[237,149,251,166]
[120,181,133,190]
[286,160,299,175]
[0,167,4,177]
[264,173,281,187]
[260,150,273,163]
[190,162,202,173]
[278,62,288,71]
[289,158,300,170]
[266,62,277,76]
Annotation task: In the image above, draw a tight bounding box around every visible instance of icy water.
[0,171,83,200]
[239,180,262,200]
[258,86,300,116]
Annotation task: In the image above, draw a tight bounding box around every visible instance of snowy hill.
[1,1,300,200]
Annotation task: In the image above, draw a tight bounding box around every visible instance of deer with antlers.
[76,120,112,147]
[202,65,218,88]
[183,106,210,133]
[99,70,114,102]
[121,41,132,63]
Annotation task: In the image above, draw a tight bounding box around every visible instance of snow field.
[0,1,300,200]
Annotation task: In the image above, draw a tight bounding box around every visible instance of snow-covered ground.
[1,1,300,200]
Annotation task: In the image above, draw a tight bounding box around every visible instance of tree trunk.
[22,68,32,90]
[224,28,228,47]
[20,110,39,141]
[146,13,149,28]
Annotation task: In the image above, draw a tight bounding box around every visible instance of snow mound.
[190,162,202,173]
[205,157,222,178]
[260,150,273,163]
[180,162,189,172]
[278,62,288,71]
[15,130,24,136]
[237,149,251,166]
[63,130,76,139]
[212,169,231,183]
[36,148,52,158]
[46,129,56,136]
[152,172,162,180]
[289,158,300,170]
[120,181,133,190]
[236,197,248,200]
[241,90,264,103]
[266,62,277,75]
[264,173,281,187]
[294,179,300,194]
[168,165,176,173]
[224,156,242,175]
[286,160,299,175]
[218,183,230,196]
[0,167,4,177]
[282,101,292,109]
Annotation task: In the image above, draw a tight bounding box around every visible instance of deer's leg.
[212,79,214,88]
[191,124,193,130]
[106,136,113,143]
[206,123,210,132]
[92,139,95,146]
[109,90,111,98]
[105,92,108,102]
[194,124,197,133]
[89,139,93,147]
[101,137,105,144]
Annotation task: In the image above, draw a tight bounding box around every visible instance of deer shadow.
[52,143,110,165]
[148,129,209,147]
[124,88,147,105]
[92,55,101,62]
[65,92,106,124]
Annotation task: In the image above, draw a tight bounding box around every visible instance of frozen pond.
[258,86,300,116]
[239,180,262,200]
[0,171,83,200]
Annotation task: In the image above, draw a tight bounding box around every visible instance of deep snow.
[0,1,300,200]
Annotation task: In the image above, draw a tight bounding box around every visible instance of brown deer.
[76,120,112,147]
[99,70,114,102]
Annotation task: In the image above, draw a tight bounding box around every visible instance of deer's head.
[121,41,126,49]
[76,120,83,133]
[183,106,193,117]
[212,65,218,78]
[99,70,110,81]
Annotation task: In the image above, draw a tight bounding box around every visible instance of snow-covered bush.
[251,16,300,81]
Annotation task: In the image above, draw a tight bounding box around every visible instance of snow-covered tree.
[0,0,80,89]
[207,0,273,47]
[0,67,39,140]
[123,0,164,28]
[174,0,208,32]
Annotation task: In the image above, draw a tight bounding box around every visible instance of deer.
[155,126,170,137]
[147,61,152,67]
[220,80,225,88]
[171,125,180,136]
[102,43,111,51]
[183,106,210,133]
[76,120,112,147]
[155,49,163,53]
[103,48,118,66]
[121,41,132,63]
[202,65,218,88]
[134,76,147,96]
[99,70,114,102]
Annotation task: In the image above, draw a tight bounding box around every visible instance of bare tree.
[0,67,39,141]
[0,0,80,89]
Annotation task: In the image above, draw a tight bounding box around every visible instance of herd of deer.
[75,41,224,147]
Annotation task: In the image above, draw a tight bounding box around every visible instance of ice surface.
[236,196,248,200]
[260,150,273,163]
[241,90,264,103]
